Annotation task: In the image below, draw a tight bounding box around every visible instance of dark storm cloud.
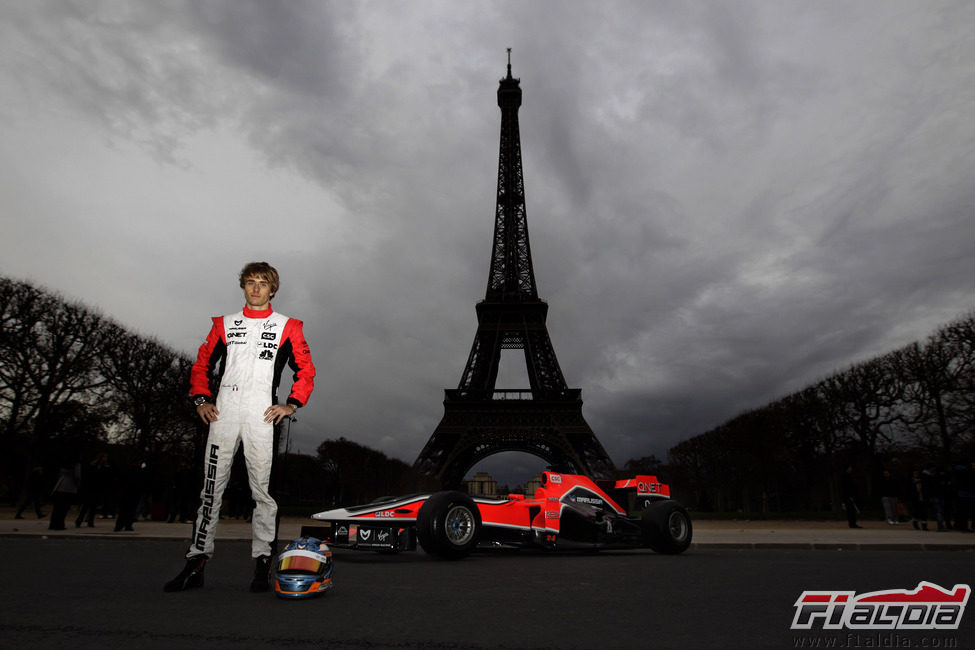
[1,2,223,162]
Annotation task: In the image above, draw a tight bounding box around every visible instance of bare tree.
[820,356,903,458]
[938,314,975,449]
[0,280,110,442]
[98,325,197,456]
[0,279,49,439]
[892,327,971,466]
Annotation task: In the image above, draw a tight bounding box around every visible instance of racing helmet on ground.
[273,537,333,599]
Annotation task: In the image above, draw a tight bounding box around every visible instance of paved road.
[0,537,972,649]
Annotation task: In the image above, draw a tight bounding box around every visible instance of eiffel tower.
[414,53,616,488]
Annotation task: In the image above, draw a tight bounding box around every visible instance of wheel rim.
[444,505,475,546]
[667,510,689,542]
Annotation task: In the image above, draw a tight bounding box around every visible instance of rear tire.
[417,491,481,559]
[641,500,692,554]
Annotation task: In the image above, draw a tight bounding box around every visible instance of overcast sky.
[2,1,974,486]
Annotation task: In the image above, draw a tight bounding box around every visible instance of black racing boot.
[163,556,207,592]
[249,555,272,593]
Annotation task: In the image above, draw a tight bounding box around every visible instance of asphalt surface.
[1,508,972,649]
[0,538,972,650]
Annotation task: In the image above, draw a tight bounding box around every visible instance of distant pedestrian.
[49,461,81,530]
[75,452,110,528]
[14,466,45,520]
[114,459,146,532]
[878,469,900,525]
[168,460,197,524]
[954,462,974,532]
[910,469,928,531]
[927,465,947,532]
[840,465,862,529]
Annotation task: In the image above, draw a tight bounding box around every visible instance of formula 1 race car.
[301,471,692,559]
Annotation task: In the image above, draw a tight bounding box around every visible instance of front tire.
[416,491,481,559]
[641,500,692,554]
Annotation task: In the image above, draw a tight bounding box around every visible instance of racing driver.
[164,262,315,593]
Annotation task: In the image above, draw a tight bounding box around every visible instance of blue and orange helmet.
[273,537,333,599]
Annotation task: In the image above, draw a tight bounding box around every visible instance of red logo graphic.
[792,582,969,630]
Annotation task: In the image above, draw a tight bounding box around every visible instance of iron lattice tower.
[414,54,616,488]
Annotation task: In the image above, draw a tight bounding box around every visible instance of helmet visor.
[277,549,330,575]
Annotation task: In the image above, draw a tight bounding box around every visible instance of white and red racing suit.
[187,305,315,559]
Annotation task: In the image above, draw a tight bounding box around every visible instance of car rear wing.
[613,476,672,499]
[593,475,672,513]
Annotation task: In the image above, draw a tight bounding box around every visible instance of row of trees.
[4,275,972,518]
[0,277,199,503]
[665,313,975,513]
